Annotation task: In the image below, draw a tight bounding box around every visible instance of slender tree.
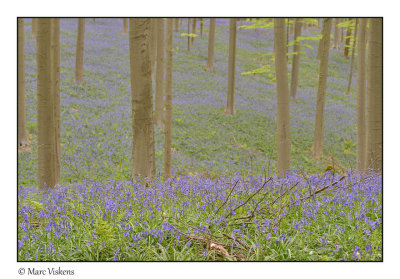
[312,18,332,160]
[37,19,56,188]
[317,26,323,60]
[187,18,191,53]
[274,18,291,176]
[123,18,128,34]
[226,19,237,115]
[51,18,61,185]
[366,18,382,170]
[205,18,216,72]
[191,18,197,44]
[174,18,179,32]
[346,19,358,95]
[75,18,85,85]
[18,18,28,147]
[333,18,340,49]
[129,18,156,179]
[164,19,173,178]
[155,18,165,128]
[290,18,302,99]
[200,18,203,38]
[340,18,344,44]
[356,18,367,171]
[344,19,353,59]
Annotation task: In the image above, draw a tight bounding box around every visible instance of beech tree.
[290,18,302,99]
[187,18,191,53]
[356,18,367,171]
[174,18,179,32]
[18,18,28,147]
[346,19,358,95]
[75,18,85,85]
[333,18,340,49]
[164,19,173,178]
[205,18,216,72]
[191,18,196,45]
[51,18,61,184]
[340,18,344,44]
[344,19,353,59]
[200,18,203,38]
[274,18,291,176]
[37,19,58,188]
[366,18,382,170]
[312,18,332,160]
[123,18,128,34]
[129,18,156,179]
[155,18,165,128]
[150,19,157,79]
[226,18,237,115]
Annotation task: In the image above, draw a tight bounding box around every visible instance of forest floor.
[18,19,381,262]
[19,18,358,186]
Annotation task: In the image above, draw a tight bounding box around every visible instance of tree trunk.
[164,19,173,179]
[205,18,216,72]
[150,19,157,80]
[32,18,37,37]
[344,19,352,59]
[155,18,165,128]
[191,18,196,45]
[123,18,128,34]
[200,18,203,38]
[346,19,358,95]
[129,18,156,180]
[51,18,61,185]
[290,18,302,99]
[286,19,290,55]
[75,18,85,85]
[274,18,291,177]
[366,18,383,170]
[18,18,28,147]
[317,21,324,60]
[333,18,340,49]
[340,18,344,44]
[37,19,56,188]
[187,18,191,53]
[312,18,332,160]
[174,18,179,32]
[226,19,237,115]
[356,18,367,172]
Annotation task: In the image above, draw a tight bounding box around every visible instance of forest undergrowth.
[18,170,382,261]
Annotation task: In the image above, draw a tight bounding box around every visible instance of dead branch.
[225,178,272,219]
[215,180,240,215]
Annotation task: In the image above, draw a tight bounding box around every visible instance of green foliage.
[287,35,322,50]
[239,19,274,30]
[240,64,275,81]
[180,33,198,38]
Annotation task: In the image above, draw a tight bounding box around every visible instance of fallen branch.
[215,180,240,215]
[225,178,272,219]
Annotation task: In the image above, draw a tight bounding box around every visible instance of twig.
[300,176,345,202]
[222,232,249,250]
[225,178,271,219]
[163,215,223,240]
[258,181,299,214]
[215,180,240,215]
